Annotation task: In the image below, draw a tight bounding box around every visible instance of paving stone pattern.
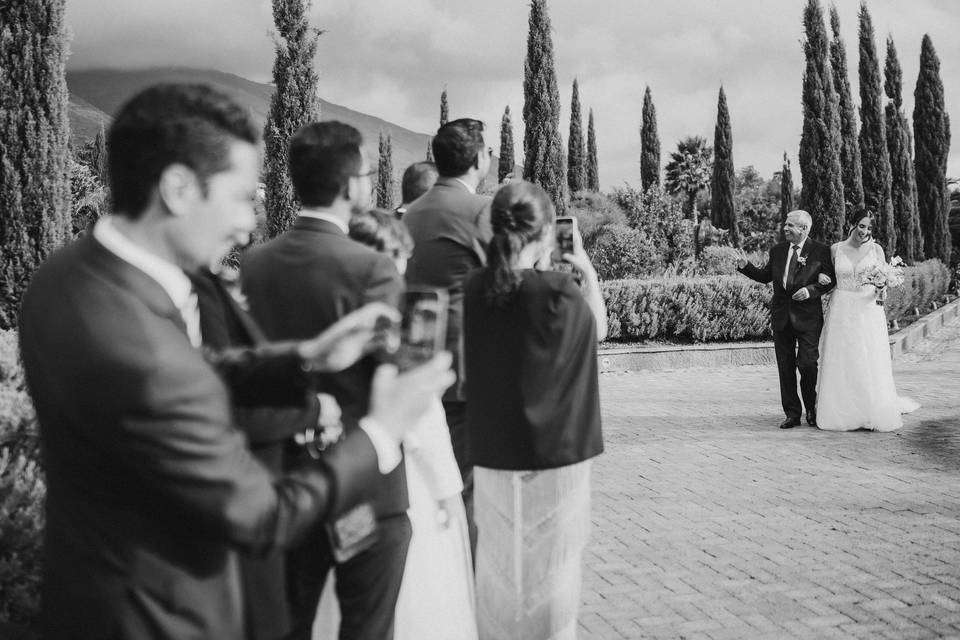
[580,317,960,639]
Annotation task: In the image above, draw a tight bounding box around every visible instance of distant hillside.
[67,67,504,185]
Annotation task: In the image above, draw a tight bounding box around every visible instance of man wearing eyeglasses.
[241,121,408,640]
[401,118,494,559]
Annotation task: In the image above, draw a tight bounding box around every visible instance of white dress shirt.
[453,177,476,194]
[783,237,806,288]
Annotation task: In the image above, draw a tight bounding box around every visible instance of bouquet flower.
[858,256,905,305]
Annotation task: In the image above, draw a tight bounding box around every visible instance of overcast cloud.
[66,0,960,190]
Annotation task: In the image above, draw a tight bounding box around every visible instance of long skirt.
[474,460,592,640]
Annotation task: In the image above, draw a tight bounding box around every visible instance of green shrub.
[567,191,628,253]
[602,276,772,342]
[589,224,660,280]
[612,185,696,267]
[0,330,42,627]
[884,259,951,324]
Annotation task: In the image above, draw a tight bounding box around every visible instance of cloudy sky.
[66,0,960,191]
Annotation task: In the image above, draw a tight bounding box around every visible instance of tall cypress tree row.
[440,88,449,127]
[263,0,321,237]
[711,86,740,246]
[523,0,567,213]
[913,34,952,264]
[780,152,795,242]
[567,79,586,193]
[498,105,515,183]
[586,108,599,192]
[798,0,845,242]
[377,131,394,209]
[857,4,896,255]
[640,85,660,191]
[884,36,922,263]
[829,5,864,210]
[0,0,72,329]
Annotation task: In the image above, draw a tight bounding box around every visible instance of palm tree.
[664,136,713,219]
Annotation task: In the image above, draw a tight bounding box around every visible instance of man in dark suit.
[18,83,453,640]
[394,160,438,219]
[738,209,836,429]
[241,121,408,640]
[401,118,493,555]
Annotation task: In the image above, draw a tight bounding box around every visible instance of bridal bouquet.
[858,256,905,305]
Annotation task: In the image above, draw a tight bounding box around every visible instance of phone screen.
[392,289,449,371]
[556,218,575,253]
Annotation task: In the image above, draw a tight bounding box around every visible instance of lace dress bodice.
[832,242,883,292]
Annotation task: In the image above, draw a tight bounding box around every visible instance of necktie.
[178,289,202,348]
[784,244,799,288]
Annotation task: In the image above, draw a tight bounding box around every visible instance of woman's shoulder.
[521,269,580,297]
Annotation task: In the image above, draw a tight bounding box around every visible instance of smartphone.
[552,216,576,263]
[391,288,449,372]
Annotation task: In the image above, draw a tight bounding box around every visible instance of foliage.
[799,0,845,243]
[779,153,794,241]
[0,330,43,627]
[263,0,321,237]
[613,185,695,268]
[883,259,951,324]
[711,87,740,246]
[567,79,586,193]
[734,167,782,253]
[523,0,567,213]
[857,4,896,255]
[884,36,923,264]
[69,156,107,236]
[588,224,660,281]
[664,136,712,219]
[640,85,660,191]
[568,191,628,253]
[829,6,864,211]
[913,34,952,265]
[602,276,772,343]
[376,131,394,209]
[586,109,599,192]
[498,106,515,184]
[0,0,72,330]
[440,88,449,127]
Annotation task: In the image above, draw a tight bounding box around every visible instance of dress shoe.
[779,417,801,429]
[806,411,817,426]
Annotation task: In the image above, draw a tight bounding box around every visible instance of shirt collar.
[92,217,194,311]
[793,237,807,251]
[452,178,476,194]
[299,209,349,234]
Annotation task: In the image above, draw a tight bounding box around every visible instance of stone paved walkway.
[580,317,960,639]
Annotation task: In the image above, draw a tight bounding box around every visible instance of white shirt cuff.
[358,416,402,474]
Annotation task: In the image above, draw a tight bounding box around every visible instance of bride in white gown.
[817,210,919,432]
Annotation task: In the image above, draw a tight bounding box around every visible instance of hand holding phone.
[388,289,450,372]
[552,217,576,263]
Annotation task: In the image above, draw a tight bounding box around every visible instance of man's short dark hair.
[108,83,259,219]
[431,118,485,177]
[288,121,364,208]
[401,161,439,204]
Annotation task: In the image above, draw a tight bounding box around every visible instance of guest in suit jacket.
[241,121,409,640]
[18,83,453,640]
[394,160,438,219]
[401,118,494,556]
[738,209,836,429]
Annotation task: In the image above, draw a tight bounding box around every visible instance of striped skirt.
[474,460,592,640]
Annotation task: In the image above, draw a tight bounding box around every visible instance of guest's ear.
[157,164,200,218]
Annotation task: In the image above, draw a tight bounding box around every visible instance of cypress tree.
[857,4,896,255]
[263,0,321,237]
[913,34,952,264]
[711,86,740,246]
[91,123,109,188]
[640,85,660,191]
[586,108,599,192]
[0,0,72,329]
[884,36,922,263]
[780,153,795,242]
[798,0,845,242]
[523,0,567,213]
[425,139,433,162]
[440,88,449,127]
[377,131,394,209]
[498,105,515,183]
[567,79,586,193]
[829,5,864,210]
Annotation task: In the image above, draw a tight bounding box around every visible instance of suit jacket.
[241,215,408,517]
[739,238,836,333]
[19,235,380,639]
[402,177,492,401]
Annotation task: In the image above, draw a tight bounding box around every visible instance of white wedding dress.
[816,241,919,432]
[313,400,477,640]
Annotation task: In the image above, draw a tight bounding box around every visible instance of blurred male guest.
[394,160,438,218]
[401,118,494,555]
[242,121,408,640]
[18,83,453,640]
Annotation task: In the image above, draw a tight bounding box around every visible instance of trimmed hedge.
[884,259,952,324]
[0,330,42,627]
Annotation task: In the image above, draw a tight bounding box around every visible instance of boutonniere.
[796,255,807,267]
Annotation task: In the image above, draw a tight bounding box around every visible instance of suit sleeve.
[805,243,837,300]
[205,342,313,407]
[739,248,774,284]
[361,253,404,308]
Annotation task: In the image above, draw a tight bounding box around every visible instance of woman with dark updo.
[463,181,606,639]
